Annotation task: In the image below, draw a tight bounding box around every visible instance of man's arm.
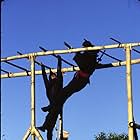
[41,64,50,90]
[57,56,63,89]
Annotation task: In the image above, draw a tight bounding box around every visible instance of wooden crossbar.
[1,42,140,62]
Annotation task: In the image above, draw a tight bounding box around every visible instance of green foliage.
[94,132,128,140]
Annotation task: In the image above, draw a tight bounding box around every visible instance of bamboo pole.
[32,127,44,140]
[22,127,31,140]
[1,58,140,79]
[58,114,62,140]
[125,45,134,140]
[30,56,36,140]
[22,56,43,140]
[1,43,140,62]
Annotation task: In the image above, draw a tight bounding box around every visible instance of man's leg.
[47,129,53,140]
[38,74,89,135]
[62,75,89,100]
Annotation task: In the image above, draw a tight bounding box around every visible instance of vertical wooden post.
[125,45,134,140]
[58,114,62,140]
[30,56,36,140]
[23,55,43,140]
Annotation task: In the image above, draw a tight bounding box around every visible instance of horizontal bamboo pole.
[1,58,140,79]
[1,43,140,62]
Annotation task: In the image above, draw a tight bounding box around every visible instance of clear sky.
[1,0,140,140]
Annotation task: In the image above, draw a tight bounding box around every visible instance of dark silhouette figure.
[38,40,99,140]
[38,56,63,140]
[59,40,99,100]
[41,55,63,112]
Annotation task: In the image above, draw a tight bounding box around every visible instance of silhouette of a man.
[41,55,63,112]
[38,56,63,140]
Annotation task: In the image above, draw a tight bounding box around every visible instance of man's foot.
[41,105,51,112]
[37,126,45,132]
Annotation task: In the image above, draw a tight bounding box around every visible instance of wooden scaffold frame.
[1,42,140,140]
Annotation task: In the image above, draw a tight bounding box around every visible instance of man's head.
[82,39,94,47]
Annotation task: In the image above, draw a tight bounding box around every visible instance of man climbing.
[40,55,63,112]
[38,55,63,140]
[38,40,100,140]
[61,39,99,99]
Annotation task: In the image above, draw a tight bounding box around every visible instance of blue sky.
[1,0,140,140]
